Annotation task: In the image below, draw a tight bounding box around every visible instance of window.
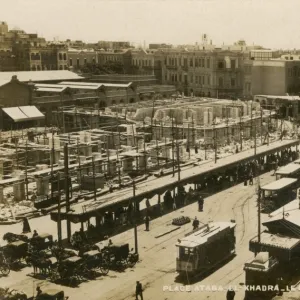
[231,60,236,69]
[207,75,211,85]
[231,78,236,87]
[69,58,73,66]
[59,53,62,60]
[92,58,95,64]
[184,58,188,67]
[84,58,87,65]
[190,59,193,67]
[218,61,224,69]
[218,77,223,87]
[169,58,171,65]
[195,59,198,67]
[77,58,79,67]
[63,53,67,60]
[190,74,193,83]
[179,74,182,82]
[64,65,67,70]
[59,65,63,70]
[202,76,205,85]
[207,58,210,68]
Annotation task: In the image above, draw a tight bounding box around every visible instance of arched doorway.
[120,99,124,104]
[111,100,116,105]
[130,98,135,103]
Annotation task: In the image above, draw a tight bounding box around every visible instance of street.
[0,169,291,300]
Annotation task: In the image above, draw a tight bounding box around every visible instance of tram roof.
[175,222,236,248]
[261,177,297,191]
[275,163,300,175]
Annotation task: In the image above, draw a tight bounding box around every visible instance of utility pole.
[64,144,71,242]
[171,115,175,176]
[92,156,97,201]
[51,129,55,202]
[214,126,217,164]
[57,172,62,247]
[25,141,29,200]
[254,124,257,156]
[257,185,261,244]
[187,123,190,159]
[155,120,159,167]
[77,138,82,192]
[177,142,180,181]
[133,180,138,258]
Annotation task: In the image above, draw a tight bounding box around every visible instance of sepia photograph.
[1,0,300,299]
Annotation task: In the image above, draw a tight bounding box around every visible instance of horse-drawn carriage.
[102,243,138,270]
[50,256,88,283]
[1,240,28,266]
[29,234,53,252]
[81,249,110,275]
[0,250,10,275]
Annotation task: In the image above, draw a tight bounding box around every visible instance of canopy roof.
[2,106,44,122]
[276,163,300,175]
[261,177,297,191]
[250,232,300,250]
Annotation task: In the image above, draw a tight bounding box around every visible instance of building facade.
[160,50,245,98]
[251,60,300,96]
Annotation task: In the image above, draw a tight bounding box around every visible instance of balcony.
[166,65,177,70]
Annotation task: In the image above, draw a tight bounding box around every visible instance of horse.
[3,232,29,243]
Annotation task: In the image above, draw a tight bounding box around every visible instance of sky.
[1,0,300,49]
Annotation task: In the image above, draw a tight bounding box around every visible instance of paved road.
[0,169,287,300]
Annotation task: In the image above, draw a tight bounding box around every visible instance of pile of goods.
[172,216,191,226]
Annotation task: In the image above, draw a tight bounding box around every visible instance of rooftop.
[276,163,300,175]
[175,222,236,248]
[261,177,298,191]
[0,71,83,85]
[251,232,300,250]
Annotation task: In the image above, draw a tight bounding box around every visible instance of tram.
[175,221,236,278]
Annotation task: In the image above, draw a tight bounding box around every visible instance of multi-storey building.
[29,43,68,71]
[160,50,245,98]
[68,49,98,70]
[97,41,131,51]
[251,59,300,96]
[129,49,155,76]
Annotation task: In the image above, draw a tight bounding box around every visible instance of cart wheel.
[100,259,110,275]
[0,264,10,276]
[127,255,137,268]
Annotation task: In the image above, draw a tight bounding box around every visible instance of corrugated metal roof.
[175,222,236,248]
[261,177,297,191]
[251,232,300,250]
[59,81,133,89]
[0,71,83,83]
[276,163,300,175]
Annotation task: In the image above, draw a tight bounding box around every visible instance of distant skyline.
[2,0,300,49]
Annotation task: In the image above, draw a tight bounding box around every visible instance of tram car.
[175,221,236,278]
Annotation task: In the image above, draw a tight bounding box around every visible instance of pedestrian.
[198,196,204,212]
[36,286,42,297]
[226,288,235,300]
[144,215,150,231]
[108,239,113,246]
[32,230,38,238]
[276,277,284,296]
[249,172,253,185]
[192,217,199,230]
[136,281,143,300]
[22,217,31,233]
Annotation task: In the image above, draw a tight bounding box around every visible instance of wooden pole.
[57,172,62,247]
[64,144,71,242]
